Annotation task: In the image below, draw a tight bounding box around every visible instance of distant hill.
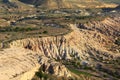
[99,0,120,4]
[18,0,118,9]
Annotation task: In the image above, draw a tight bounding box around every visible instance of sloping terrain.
[10,0,118,9]
[0,48,39,80]
[0,15,120,80]
[0,48,71,80]
[0,0,120,80]
[99,0,120,4]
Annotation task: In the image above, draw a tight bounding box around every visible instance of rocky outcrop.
[10,17,120,62]
[0,48,71,80]
[38,56,71,77]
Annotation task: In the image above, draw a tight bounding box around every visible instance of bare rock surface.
[0,48,71,80]
[0,48,39,80]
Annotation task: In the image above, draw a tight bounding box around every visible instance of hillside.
[9,0,118,9]
[0,0,120,80]
[99,0,120,4]
[0,15,120,80]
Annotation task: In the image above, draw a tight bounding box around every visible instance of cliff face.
[0,16,120,80]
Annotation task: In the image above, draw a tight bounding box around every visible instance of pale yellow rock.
[0,48,39,80]
[20,64,40,80]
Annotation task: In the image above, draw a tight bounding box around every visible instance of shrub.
[115,38,120,46]
[43,31,48,34]
[35,71,43,78]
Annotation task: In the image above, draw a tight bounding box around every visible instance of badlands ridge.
[0,16,120,80]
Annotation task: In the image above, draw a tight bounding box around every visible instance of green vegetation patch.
[115,38,120,46]
[0,27,37,32]
[68,68,93,76]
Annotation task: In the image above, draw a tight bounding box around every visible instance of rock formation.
[0,16,120,80]
[10,17,120,61]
